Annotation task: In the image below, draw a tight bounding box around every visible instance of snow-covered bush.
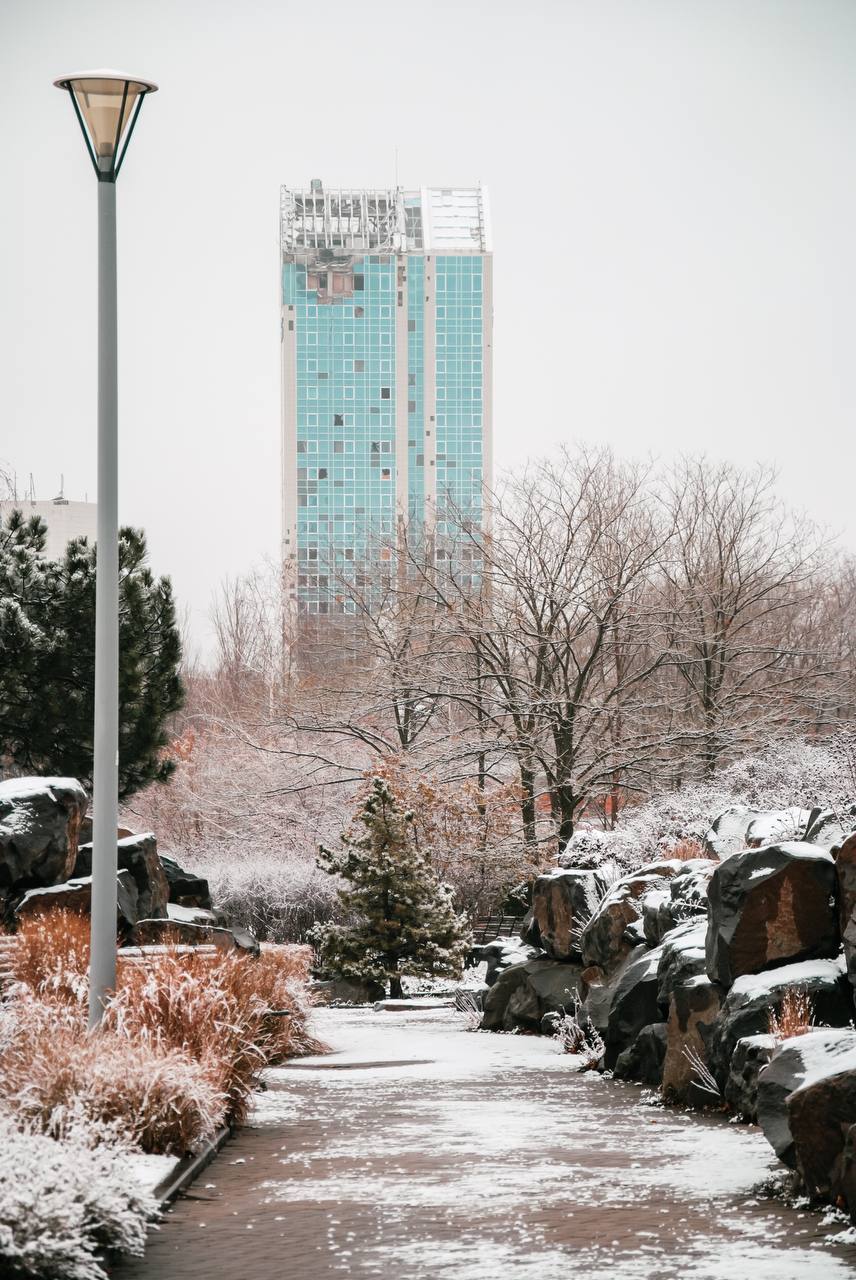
[190,847,338,943]
[0,1109,156,1280]
[562,735,856,872]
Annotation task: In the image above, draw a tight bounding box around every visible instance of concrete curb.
[152,1126,232,1206]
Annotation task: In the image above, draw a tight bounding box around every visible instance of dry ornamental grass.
[0,910,324,1155]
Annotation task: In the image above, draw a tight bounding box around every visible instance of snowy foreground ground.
[113,1007,856,1280]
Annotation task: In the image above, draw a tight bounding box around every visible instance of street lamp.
[53,72,158,1027]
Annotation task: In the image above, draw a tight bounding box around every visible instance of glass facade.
[281,186,490,618]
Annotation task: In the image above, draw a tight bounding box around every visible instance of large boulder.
[707,956,851,1087]
[74,833,168,920]
[0,778,87,906]
[661,976,724,1104]
[129,917,260,956]
[529,868,606,960]
[724,1034,776,1122]
[481,956,582,1033]
[787,1041,856,1202]
[580,861,682,975]
[312,976,386,1005]
[757,1028,856,1172]
[158,854,212,910]
[605,942,666,1068]
[471,937,539,987]
[704,806,766,859]
[614,1022,667,1087]
[745,809,813,848]
[705,842,838,988]
[656,921,708,1009]
[15,870,138,930]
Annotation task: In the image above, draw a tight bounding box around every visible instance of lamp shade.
[54,70,158,179]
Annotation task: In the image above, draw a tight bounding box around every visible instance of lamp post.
[53,72,158,1027]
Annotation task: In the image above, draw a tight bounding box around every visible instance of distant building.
[280,180,493,619]
[0,495,97,560]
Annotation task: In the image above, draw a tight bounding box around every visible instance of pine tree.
[313,778,472,998]
[0,510,184,798]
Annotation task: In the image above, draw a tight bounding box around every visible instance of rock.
[580,861,683,975]
[642,860,716,945]
[472,937,539,987]
[74,833,168,920]
[529,868,606,960]
[757,1027,856,1172]
[834,831,856,1004]
[581,948,641,1039]
[312,976,385,1004]
[0,778,87,903]
[656,921,707,1009]
[805,807,856,851]
[745,809,813,848]
[707,956,851,1087]
[614,1022,668,1087]
[705,842,839,988]
[605,942,666,1068]
[704,806,766,859]
[839,1125,856,1221]
[166,902,223,928]
[788,1044,856,1200]
[724,1034,776,1122]
[481,956,582,1033]
[662,976,724,1104]
[158,854,212,910]
[130,917,260,956]
[15,870,138,929]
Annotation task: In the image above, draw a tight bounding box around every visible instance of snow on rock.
[15,869,139,929]
[745,808,814,848]
[0,777,87,905]
[708,956,851,1087]
[580,860,683,975]
[705,842,839,988]
[605,940,666,1068]
[471,935,538,987]
[656,920,708,1008]
[481,954,582,1033]
[758,1028,856,1171]
[662,974,724,1103]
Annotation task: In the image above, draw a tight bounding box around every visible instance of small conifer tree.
[313,777,471,998]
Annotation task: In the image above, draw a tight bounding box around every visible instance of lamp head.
[54,71,158,181]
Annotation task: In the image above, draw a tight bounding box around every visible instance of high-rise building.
[280,181,492,619]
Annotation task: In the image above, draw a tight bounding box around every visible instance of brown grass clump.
[769,986,815,1041]
[14,909,95,1004]
[0,995,224,1155]
[670,838,706,861]
[5,909,324,1151]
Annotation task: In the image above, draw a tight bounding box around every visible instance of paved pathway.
[114,1007,856,1279]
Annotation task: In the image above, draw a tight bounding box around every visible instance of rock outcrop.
[614,1022,667,1087]
[707,956,851,1086]
[159,854,212,910]
[656,921,707,1009]
[481,955,582,1033]
[724,1034,776,1122]
[661,975,723,1104]
[0,778,87,907]
[472,937,539,987]
[529,868,606,960]
[757,1028,856,1171]
[580,861,682,975]
[16,870,138,929]
[130,917,260,956]
[605,942,666,1069]
[705,842,839,987]
[74,833,168,921]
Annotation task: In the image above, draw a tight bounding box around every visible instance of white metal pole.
[89,170,119,1029]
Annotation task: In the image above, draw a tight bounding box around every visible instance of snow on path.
[112,1007,856,1280]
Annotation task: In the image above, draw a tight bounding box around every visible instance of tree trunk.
[388,973,403,999]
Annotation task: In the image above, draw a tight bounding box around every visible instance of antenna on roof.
[394,147,399,189]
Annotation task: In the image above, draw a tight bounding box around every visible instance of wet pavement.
[113,1006,856,1279]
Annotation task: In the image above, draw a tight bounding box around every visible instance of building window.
[355,360,365,372]
[318,468,328,480]
[354,273,364,290]
[381,387,390,399]
[408,400,416,413]
[381,468,391,480]
[334,413,344,426]
[355,306,364,318]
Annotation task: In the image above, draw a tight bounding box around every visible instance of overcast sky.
[1,0,855,656]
